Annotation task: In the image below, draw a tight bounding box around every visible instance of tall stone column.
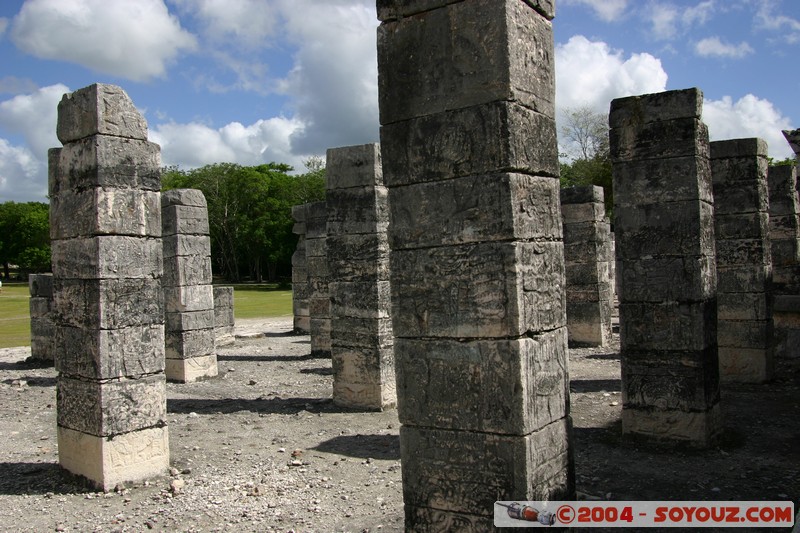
[291,204,311,334]
[710,139,773,381]
[306,201,331,358]
[767,146,800,359]
[561,185,613,347]
[377,1,574,529]
[326,144,395,410]
[49,83,168,489]
[29,273,55,364]
[213,286,235,346]
[610,88,721,447]
[162,189,217,382]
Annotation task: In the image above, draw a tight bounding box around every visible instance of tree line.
[0,201,50,279]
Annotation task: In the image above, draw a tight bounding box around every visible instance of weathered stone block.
[305,237,328,259]
[57,425,169,492]
[717,320,771,349]
[57,84,148,143]
[612,157,713,207]
[163,257,212,288]
[715,212,769,240]
[162,234,211,259]
[329,281,391,319]
[377,0,555,123]
[710,137,768,159]
[212,286,234,309]
[165,310,215,331]
[57,374,167,436]
[305,201,328,239]
[717,292,769,321]
[161,188,207,208]
[326,187,389,235]
[391,241,565,338]
[29,273,54,297]
[718,347,773,383]
[163,284,214,313]
[50,188,161,239]
[165,355,218,383]
[55,324,165,379]
[560,184,604,205]
[165,328,215,360]
[716,237,770,266]
[619,301,716,351]
[53,278,164,329]
[326,143,383,189]
[611,117,709,161]
[54,136,160,195]
[716,265,769,294]
[618,256,716,303]
[711,167,769,215]
[309,296,331,316]
[609,88,703,129]
[565,261,609,286]
[396,328,567,434]
[51,236,162,279]
[330,316,394,348]
[381,102,558,186]
[48,147,62,198]
[561,203,606,225]
[377,0,555,21]
[400,420,573,517]
[327,234,390,282]
[161,205,210,236]
[622,402,722,447]
[615,200,714,260]
[389,173,561,250]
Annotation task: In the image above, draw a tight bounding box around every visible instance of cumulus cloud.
[695,36,754,58]
[0,17,8,36]
[274,0,379,155]
[0,139,47,202]
[171,0,278,49]
[555,36,668,116]
[561,0,629,22]
[10,0,196,82]
[755,1,800,44]
[150,116,307,171]
[646,0,715,40]
[704,94,794,159]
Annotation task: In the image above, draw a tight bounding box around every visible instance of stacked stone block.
[213,286,235,346]
[291,204,311,334]
[305,201,331,357]
[29,273,55,364]
[162,189,217,382]
[710,139,774,381]
[561,185,613,347]
[610,88,721,447]
[767,142,800,359]
[377,1,574,528]
[326,144,395,410]
[49,83,168,489]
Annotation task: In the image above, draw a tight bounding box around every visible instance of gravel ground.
[0,317,798,532]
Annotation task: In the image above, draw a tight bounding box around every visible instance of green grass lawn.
[0,282,292,349]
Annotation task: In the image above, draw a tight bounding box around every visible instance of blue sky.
[0,0,798,202]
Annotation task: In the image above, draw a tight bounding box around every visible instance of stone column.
[610,88,721,447]
[767,158,800,360]
[213,286,235,346]
[710,139,773,381]
[306,200,331,358]
[291,204,311,334]
[29,273,55,364]
[49,83,168,490]
[561,185,613,347]
[326,144,395,410]
[377,1,573,528]
[162,189,217,382]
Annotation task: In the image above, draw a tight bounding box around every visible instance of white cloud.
[683,0,715,26]
[10,0,197,82]
[755,1,800,44]
[704,94,794,159]
[555,36,668,116]
[561,0,629,22]
[648,3,679,40]
[646,0,715,40]
[150,116,308,171]
[0,139,47,202]
[0,17,9,36]
[0,76,39,95]
[274,0,379,155]
[170,0,278,49]
[695,36,754,58]
[0,84,66,161]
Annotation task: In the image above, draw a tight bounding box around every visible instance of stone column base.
[718,347,773,383]
[166,355,218,382]
[58,425,169,491]
[622,402,722,448]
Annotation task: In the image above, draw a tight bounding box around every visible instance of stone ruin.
[326,144,396,410]
[213,286,235,346]
[162,188,218,382]
[28,272,55,363]
[710,139,773,382]
[561,185,613,347]
[290,204,311,334]
[49,83,169,490]
[610,88,722,446]
[377,0,573,528]
[305,200,331,358]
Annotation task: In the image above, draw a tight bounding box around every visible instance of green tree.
[559,105,613,216]
[0,201,51,278]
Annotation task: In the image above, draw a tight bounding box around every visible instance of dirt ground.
[0,317,798,532]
